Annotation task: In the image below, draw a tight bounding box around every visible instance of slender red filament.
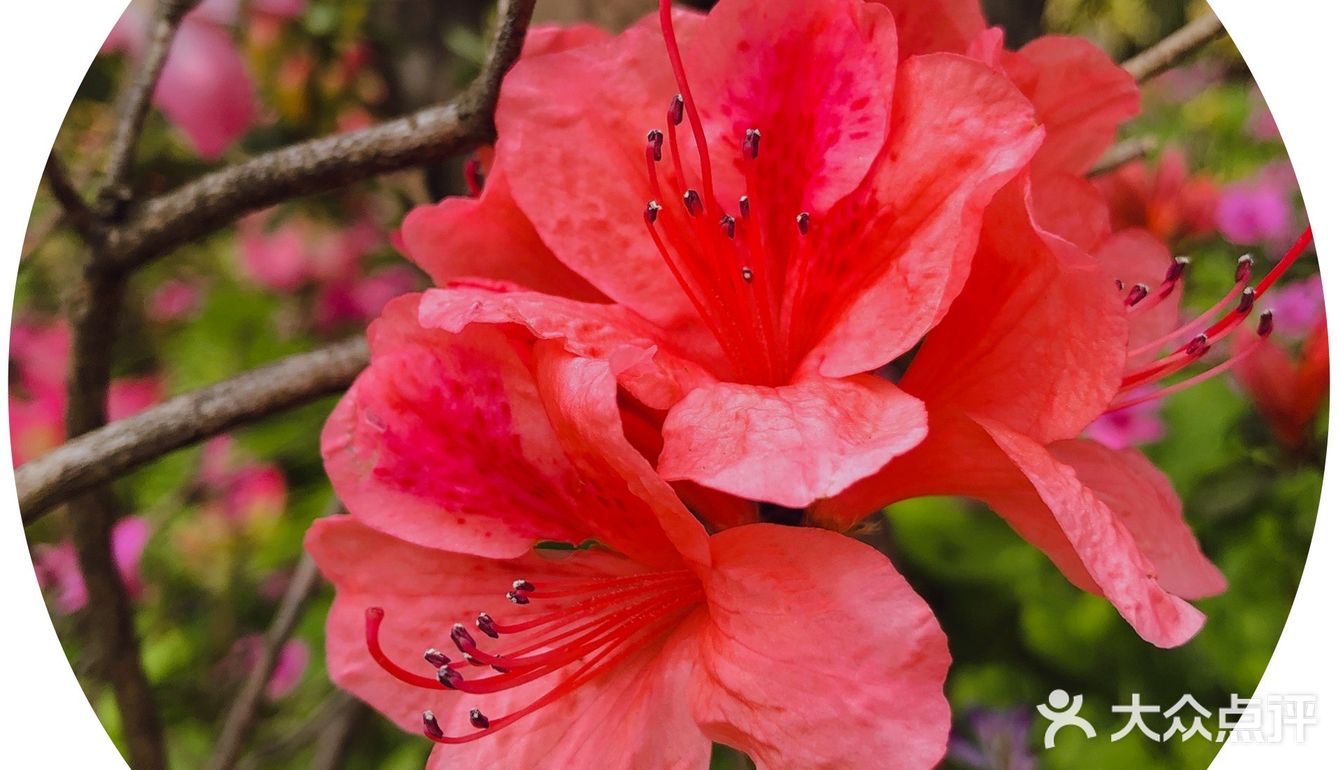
[1106,228,1313,413]
[364,569,703,745]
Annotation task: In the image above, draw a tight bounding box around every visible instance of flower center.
[1106,227,1314,412]
[639,1,812,386]
[363,567,703,744]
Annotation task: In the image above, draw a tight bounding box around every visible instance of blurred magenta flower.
[148,278,203,322]
[1216,163,1298,247]
[1095,148,1219,245]
[102,0,306,159]
[1265,274,1324,340]
[1084,397,1166,450]
[312,295,950,767]
[34,516,151,615]
[948,708,1037,770]
[230,635,310,700]
[197,436,289,525]
[406,0,1045,509]
[9,320,161,465]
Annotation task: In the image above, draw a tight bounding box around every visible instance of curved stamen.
[658,1,716,210]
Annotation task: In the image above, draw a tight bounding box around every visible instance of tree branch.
[18,336,368,523]
[1122,11,1226,83]
[1087,136,1158,178]
[100,0,203,212]
[97,0,537,276]
[205,542,329,770]
[43,153,101,245]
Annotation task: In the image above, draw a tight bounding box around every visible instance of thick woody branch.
[1123,11,1226,83]
[18,337,368,523]
[42,153,101,245]
[97,0,537,275]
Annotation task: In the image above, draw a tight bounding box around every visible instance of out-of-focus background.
[12,1,1320,768]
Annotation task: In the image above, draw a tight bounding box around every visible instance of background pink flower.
[34,517,152,615]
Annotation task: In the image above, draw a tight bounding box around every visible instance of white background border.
[0,1,1333,767]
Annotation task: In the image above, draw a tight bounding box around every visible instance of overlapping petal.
[658,376,926,508]
[867,0,987,57]
[900,178,1127,443]
[800,53,1044,378]
[322,294,703,567]
[691,525,951,770]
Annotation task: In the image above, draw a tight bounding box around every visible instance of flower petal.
[657,375,927,508]
[901,178,1127,443]
[1048,439,1226,600]
[867,0,988,57]
[975,418,1207,647]
[494,12,699,327]
[818,413,1209,647]
[801,53,1044,378]
[400,167,605,300]
[1095,228,1184,352]
[418,285,716,409]
[691,524,951,770]
[1002,36,1141,177]
[307,518,711,768]
[1030,172,1112,252]
[324,295,700,567]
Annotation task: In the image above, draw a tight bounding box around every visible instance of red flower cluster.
[305,1,1316,767]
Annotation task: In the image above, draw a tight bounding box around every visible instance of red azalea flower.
[817,216,1315,648]
[312,296,951,768]
[1094,147,1219,245]
[401,0,1044,509]
[1232,310,1328,450]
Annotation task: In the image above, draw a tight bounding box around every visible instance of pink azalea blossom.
[1084,396,1166,450]
[1216,164,1298,247]
[9,320,161,466]
[148,278,203,322]
[102,0,306,158]
[312,296,951,767]
[403,0,1045,509]
[231,635,310,700]
[1265,274,1324,340]
[34,517,151,615]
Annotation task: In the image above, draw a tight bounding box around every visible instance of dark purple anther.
[738,195,751,219]
[1236,287,1257,314]
[1125,283,1150,306]
[423,648,451,668]
[463,653,484,666]
[646,129,665,162]
[437,666,463,690]
[1186,334,1210,356]
[742,128,761,160]
[720,215,736,239]
[451,623,477,651]
[796,212,810,235]
[476,612,500,639]
[669,94,685,126]
[741,267,754,283]
[1166,256,1190,282]
[423,711,445,739]
[1236,254,1255,282]
[470,709,491,729]
[506,590,530,605]
[1258,310,1275,336]
[645,201,662,225]
[1115,279,1126,292]
[683,190,704,216]
[512,579,534,592]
